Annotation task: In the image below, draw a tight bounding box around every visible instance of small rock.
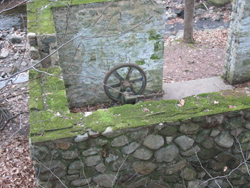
[95,138,108,146]
[0,49,9,59]
[105,154,119,163]
[214,131,234,148]
[71,178,91,186]
[68,160,83,174]
[66,174,79,181]
[166,136,173,144]
[210,128,220,137]
[132,161,157,175]
[102,126,123,138]
[56,142,71,150]
[13,52,20,60]
[21,61,28,66]
[10,34,23,44]
[175,30,184,40]
[174,135,194,151]
[122,142,140,155]
[154,145,179,162]
[165,160,187,175]
[85,155,102,166]
[181,165,197,180]
[214,15,221,21]
[10,34,22,44]
[82,147,102,157]
[180,145,201,157]
[143,134,164,150]
[1,71,6,77]
[133,147,153,160]
[75,133,88,142]
[93,174,117,187]
[88,129,99,137]
[29,46,40,60]
[62,150,78,159]
[111,135,128,147]
[95,163,106,173]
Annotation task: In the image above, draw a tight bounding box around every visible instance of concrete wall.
[224,0,250,84]
[52,0,165,107]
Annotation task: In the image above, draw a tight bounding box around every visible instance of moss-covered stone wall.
[52,0,165,107]
[30,67,250,187]
[224,0,250,84]
[27,0,165,107]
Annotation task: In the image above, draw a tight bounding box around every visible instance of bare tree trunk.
[183,0,195,43]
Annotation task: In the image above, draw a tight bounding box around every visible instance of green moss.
[148,29,161,41]
[29,66,86,143]
[243,59,250,66]
[27,0,115,34]
[85,91,250,132]
[154,41,164,51]
[29,67,250,144]
[31,124,85,143]
[29,70,44,110]
[136,60,146,65]
[150,51,163,60]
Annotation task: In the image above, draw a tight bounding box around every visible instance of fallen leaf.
[177,99,185,107]
[229,105,236,109]
[223,166,228,172]
[214,100,219,104]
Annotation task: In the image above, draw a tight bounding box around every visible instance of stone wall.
[29,67,250,188]
[224,0,250,84]
[31,109,250,188]
[52,0,165,107]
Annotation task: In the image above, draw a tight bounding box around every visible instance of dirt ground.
[163,28,229,83]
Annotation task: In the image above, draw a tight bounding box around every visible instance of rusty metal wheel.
[104,63,147,101]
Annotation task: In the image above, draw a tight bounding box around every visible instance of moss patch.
[150,51,163,60]
[148,29,161,41]
[136,60,146,65]
[29,67,250,143]
[29,67,85,143]
[243,59,250,66]
[85,91,250,132]
[27,0,115,34]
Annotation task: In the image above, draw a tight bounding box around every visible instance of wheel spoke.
[117,92,122,100]
[125,67,134,79]
[104,64,147,102]
[131,87,137,94]
[113,71,124,81]
[109,83,121,88]
[130,77,143,83]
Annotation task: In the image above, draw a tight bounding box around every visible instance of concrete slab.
[0,72,28,89]
[162,77,234,100]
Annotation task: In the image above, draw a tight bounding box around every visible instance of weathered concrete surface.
[224,0,250,84]
[52,0,165,107]
[162,77,233,100]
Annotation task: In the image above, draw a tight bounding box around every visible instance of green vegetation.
[85,90,250,132]
[27,0,115,34]
[136,60,146,65]
[150,51,163,60]
[29,67,250,143]
[148,29,161,41]
[154,41,164,51]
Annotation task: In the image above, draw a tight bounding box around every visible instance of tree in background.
[183,0,195,43]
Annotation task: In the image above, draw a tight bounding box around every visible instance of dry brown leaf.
[177,99,185,107]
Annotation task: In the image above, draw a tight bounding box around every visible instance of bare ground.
[163,28,229,83]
